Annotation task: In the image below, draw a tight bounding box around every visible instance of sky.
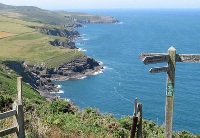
[0,0,200,10]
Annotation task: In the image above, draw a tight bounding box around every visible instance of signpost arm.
[165,46,176,138]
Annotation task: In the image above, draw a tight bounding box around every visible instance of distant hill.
[0,3,118,27]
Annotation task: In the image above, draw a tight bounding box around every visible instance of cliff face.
[50,39,76,49]
[36,27,79,49]
[38,27,80,38]
[47,56,101,77]
[22,56,102,92]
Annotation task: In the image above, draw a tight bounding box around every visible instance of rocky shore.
[19,55,102,98]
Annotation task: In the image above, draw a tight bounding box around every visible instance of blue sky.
[0,0,200,9]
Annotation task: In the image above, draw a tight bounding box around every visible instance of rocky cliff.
[38,27,80,38]
[22,56,103,93]
[35,27,79,48]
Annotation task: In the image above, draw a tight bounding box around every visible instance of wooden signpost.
[139,46,200,138]
[149,66,168,74]
[143,55,169,65]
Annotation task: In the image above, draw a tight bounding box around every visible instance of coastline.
[50,65,103,81]
[38,65,104,101]
[35,59,105,101]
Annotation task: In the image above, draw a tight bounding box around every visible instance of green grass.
[0,68,45,103]
[0,21,33,34]
[0,15,84,68]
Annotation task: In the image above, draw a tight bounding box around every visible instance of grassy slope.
[0,67,199,137]
[0,15,84,67]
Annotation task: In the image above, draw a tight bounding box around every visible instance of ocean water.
[54,9,200,134]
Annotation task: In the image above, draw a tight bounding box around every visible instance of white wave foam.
[78,48,87,52]
[82,38,89,41]
[99,61,103,66]
[93,70,103,75]
[77,42,85,45]
[64,98,70,102]
[78,76,87,79]
[79,35,85,38]
[56,85,62,88]
[116,21,123,24]
[50,90,64,94]
[103,66,113,70]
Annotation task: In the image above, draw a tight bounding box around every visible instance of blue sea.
[54,9,200,134]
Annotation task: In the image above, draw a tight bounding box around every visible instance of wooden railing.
[0,77,25,138]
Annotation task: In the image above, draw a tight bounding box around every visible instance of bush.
[0,95,13,112]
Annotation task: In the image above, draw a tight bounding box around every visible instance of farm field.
[0,15,84,67]
[0,31,15,38]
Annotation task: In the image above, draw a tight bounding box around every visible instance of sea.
[54,9,200,134]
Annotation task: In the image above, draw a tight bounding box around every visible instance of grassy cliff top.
[0,13,84,67]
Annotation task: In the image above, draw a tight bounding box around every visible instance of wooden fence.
[0,77,25,138]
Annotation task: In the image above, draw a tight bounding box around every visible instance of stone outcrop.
[49,39,76,49]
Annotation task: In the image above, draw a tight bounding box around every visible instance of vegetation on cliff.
[0,66,200,137]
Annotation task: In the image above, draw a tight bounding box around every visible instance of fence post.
[137,103,142,138]
[16,77,25,138]
[165,47,176,138]
[12,101,18,138]
[130,98,138,138]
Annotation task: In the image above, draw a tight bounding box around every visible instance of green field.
[0,15,84,67]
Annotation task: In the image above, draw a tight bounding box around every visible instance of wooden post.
[165,46,176,138]
[17,77,22,105]
[137,103,142,138]
[16,77,25,138]
[130,98,138,138]
[13,102,18,137]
